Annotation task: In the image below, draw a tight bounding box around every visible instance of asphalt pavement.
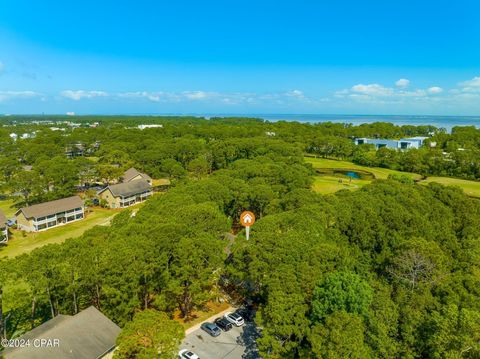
[180,320,260,359]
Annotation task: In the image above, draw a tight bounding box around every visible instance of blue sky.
[1,0,479,115]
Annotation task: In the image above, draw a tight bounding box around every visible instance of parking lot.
[180,321,260,359]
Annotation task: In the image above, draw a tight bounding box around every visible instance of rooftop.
[2,306,120,359]
[122,167,152,182]
[100,178,151,197]
[16,196,84,219]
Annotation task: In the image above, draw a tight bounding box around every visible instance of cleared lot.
[181,321,260,359]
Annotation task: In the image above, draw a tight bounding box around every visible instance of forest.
[0,116,479,358]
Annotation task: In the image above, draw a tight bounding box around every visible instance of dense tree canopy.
[0,116,479,358]
[114,310,184,359]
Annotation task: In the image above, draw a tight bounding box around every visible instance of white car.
[179,349,200,359]
[224,311,245,326]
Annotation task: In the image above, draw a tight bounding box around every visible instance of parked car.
[6,218,16,227]
[214,317,233,331]
[200,322,221,337]
[179,349,200,359]
[224,312,244,326]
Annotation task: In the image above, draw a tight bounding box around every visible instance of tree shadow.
[237,321,261,359]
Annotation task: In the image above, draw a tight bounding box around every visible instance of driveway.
[180,320,260,359]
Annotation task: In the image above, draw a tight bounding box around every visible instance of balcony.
[33,209,84,226]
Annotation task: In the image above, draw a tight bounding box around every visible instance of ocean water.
[256,114,480,132]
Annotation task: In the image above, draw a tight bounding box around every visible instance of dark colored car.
[200,322,221,337]
[214,317,233,331]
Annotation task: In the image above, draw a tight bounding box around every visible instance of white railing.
[33,209,84,225]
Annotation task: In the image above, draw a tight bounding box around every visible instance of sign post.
[240,211,256,240]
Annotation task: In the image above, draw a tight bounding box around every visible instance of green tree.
[10,170,43,205]
[187,156,210,179]
[312,271,373,322]
[310,311,372,359]
[424,305,480,358]
[114,310,184,359]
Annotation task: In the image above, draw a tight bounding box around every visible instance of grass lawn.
[0,198,18,218]
[306,157,421,195]
[420,177,480,198]
[312,175,372,194]
[152,178,171,186]
[306,157,480,198]
[0,207,119,258]
[305,157,422,180]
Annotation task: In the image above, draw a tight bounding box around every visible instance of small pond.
[316,168,375,180]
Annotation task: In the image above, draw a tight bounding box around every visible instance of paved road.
[180,321,260,359]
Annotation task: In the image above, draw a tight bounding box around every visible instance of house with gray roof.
[121,167,152,185]
[98,178,152,208]
[0,210,8,243]
[15,196,85,232]
[2,306,121,359]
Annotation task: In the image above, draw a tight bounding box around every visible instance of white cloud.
[0,91,42,102]
[459,76,480,93]
[58,89,313,106]
[66,111,75,116]
[351,84,394,96]
[395,78,410,88]
[118,91,169,102]
[325,75,480,113]
[285,89,305,98]
[183,91,210,100]
[61,90,108,100]
[427,86,443,94]
[460,76,480,88]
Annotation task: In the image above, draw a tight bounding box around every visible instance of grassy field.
[419,177,480,198]
[0,198,18,218]
[0,193,157,258]
[306,157,422,180]
[306,157,480,198]
[152,178,171,186]
[312,175,372,194]
[306,157,422,194]
[0,207,118,258]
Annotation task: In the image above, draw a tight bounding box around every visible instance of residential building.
[98,179,152,208]
[354,136,428,150]
[15,196,85,232]
[2,306,121,359]
[65,142,85,158]
[137,124,163,130]
[0,210,8,243]
[122,167,152,185]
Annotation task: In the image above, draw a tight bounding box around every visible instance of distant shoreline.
[2,113,479,131]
